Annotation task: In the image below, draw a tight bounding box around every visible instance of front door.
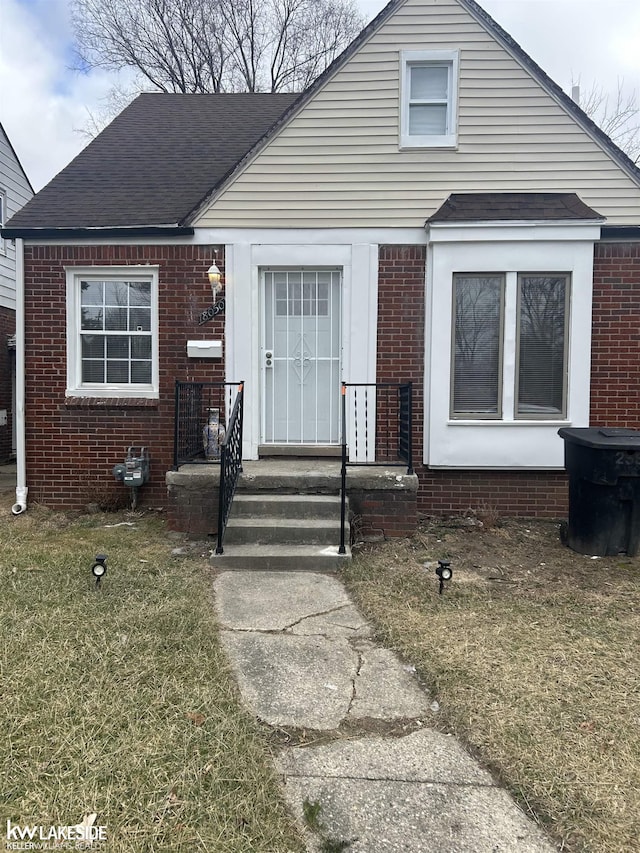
[262,269,341,445]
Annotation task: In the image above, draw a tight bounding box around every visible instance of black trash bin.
[558,427,640,556]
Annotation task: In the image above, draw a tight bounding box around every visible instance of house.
[0,123,33,462]
[2,0,640,536]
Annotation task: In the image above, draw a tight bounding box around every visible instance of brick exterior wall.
[18,238,640,525]
[348,487,418,539]
[591,241,640,428]
[166,468,220,536]
[376,245,571,518]
[0,305,15,461]
[23,244,225,510]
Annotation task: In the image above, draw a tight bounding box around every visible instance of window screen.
[408,64,449,135]
[80,280,152,385]
[516,275,569,417]
[452,274,504,416]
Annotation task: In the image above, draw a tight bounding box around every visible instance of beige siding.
[196,0,640,228]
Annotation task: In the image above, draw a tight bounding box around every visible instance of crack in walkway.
[346,647,364,716]
[281,601,353,632]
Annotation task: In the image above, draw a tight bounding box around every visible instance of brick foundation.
[414,468,568,518]
[348,486,418,539]
[166,467,220,536]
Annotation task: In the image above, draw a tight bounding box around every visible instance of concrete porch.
[166,458,419,566]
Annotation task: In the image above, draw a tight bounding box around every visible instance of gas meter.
[113,446,150,508]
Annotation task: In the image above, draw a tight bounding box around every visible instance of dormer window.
[400,50,459,149]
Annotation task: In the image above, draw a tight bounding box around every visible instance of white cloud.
[0,0,114,191]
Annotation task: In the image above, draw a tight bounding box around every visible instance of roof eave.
[427,218,606,227]
[600,225,640,240]
[1,225,195,241]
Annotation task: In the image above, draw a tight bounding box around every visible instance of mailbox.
[187,340,222,359]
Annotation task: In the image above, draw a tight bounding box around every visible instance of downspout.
[12,237,27,514]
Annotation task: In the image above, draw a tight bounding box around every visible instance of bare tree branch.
[572,76,640,164]
[70,0,364,131]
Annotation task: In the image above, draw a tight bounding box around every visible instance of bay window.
[452,272,570,420]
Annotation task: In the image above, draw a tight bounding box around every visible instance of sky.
[1,0,639,192]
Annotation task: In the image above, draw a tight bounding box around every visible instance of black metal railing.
[173,381,242,468]
[216,383,244,554]
[339,381,413,553]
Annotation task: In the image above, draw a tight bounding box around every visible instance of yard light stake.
[91,554,107,588]
[436,559,452,595]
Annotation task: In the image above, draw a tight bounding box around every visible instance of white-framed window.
[452,273,570,420]
[452,274,505,418]
[515,274,569,418]
[425,224,598,469]
[66,266,159,398]
[400,50,459,149]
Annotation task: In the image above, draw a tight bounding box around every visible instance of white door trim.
[225,241,378,460]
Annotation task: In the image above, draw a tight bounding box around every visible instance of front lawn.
[0,506,303,853]
[342,517,640,853]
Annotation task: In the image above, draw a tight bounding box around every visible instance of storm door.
[262,269,341,445]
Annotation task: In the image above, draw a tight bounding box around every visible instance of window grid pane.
[410,65,448,100]
[408,62,450,137]
[517,276,568,417]
[272,271,330,317]
[409,104,447,135]
[79,279,153,386]
[452,275,503,416]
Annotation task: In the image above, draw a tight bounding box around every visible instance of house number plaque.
[198,299,225,325]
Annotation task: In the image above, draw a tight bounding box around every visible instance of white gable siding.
[196,0,640,229]
[0,127,33,310]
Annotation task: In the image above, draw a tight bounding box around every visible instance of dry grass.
[0,505,303,853]
[342,517,640,853]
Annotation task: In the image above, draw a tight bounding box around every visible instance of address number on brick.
[198,299,225,325]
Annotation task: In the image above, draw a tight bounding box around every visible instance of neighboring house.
[0,123,33,462]
[2,0,640,530]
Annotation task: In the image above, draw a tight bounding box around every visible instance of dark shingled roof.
[6,93,298,230]
[428,193,604,223]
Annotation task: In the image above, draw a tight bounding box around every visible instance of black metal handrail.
[216,382,244,555]
[173,381,242,469]
[339,381,413,553]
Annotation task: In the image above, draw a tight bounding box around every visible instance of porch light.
[436,559,452,595]
[207,262,222,297]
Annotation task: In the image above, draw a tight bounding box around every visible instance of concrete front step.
[211,476,351,572]
[224,516,347,546]
[211,543,351,571]
[231,493,343,519]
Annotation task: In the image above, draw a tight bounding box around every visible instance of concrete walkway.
[214,571,558,853]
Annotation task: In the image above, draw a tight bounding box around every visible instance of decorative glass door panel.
[262,269,341,444]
